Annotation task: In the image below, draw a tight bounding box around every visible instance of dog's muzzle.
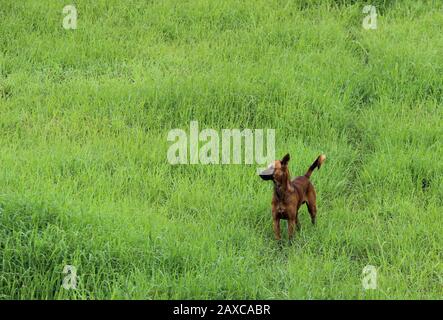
[259,167,274,181]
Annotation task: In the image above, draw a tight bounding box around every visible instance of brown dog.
[259,154,326,240]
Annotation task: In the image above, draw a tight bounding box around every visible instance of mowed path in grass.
[0,0,442,299]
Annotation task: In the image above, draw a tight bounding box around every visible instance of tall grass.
[0,0,442,299]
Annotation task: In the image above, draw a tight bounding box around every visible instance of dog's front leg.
[273,218,281,240]
[288,217,296,240]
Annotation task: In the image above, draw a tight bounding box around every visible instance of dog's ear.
[281,153,290,166]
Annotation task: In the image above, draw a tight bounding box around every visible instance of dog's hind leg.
[307,189,317,225]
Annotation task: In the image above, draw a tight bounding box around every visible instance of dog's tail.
[305,154,326,179]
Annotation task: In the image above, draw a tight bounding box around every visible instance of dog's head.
[259,153,290,183]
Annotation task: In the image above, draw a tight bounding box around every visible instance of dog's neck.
[273,172,293,201]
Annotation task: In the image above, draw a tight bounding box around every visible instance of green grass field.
[0,0,442,299]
